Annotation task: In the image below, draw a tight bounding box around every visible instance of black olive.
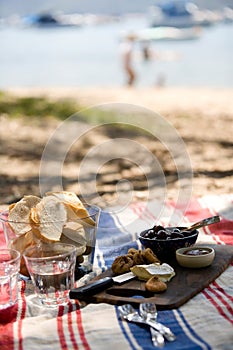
[165,230,172,237]
[152,225,164,233]
[157,230,167,239]
[172,228,181,233]
[142,232,150,238]
[143,229,155,239]
[171,232,184,239]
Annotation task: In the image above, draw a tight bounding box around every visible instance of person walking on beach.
[141,40,152,61]
[121,34,136,86]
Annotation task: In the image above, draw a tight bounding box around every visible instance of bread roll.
[47,191,95,226]
[8,195,41,235]
[31,196,67,242]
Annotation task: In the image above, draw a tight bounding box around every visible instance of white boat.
[148,1,218,28]
[133,26,202,42]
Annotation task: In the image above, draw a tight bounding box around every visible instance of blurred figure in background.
[141,40,152,61]
[121,34,136,86]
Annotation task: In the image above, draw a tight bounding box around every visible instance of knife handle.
[69,277,114,299]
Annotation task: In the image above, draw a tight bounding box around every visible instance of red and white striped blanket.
[0,194,232,350]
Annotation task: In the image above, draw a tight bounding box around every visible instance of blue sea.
[0,16,232,88]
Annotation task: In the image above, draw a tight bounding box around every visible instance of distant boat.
[148,1,220,28]
[130,26,202,42]
[23,13,80,28]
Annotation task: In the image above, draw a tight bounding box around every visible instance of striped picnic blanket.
[0,194,232,350]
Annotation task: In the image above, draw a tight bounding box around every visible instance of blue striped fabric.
[89,195,233,349]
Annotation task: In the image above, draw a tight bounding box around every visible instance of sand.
[5,86,233,116]
[0,86,232,209]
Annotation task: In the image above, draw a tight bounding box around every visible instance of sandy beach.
[5,86,233,117]
[1,86,233,209]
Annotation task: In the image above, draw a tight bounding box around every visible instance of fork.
[149,328,165,348]
[118,304,176,342]
[118,304,164,348]
[139,303,176,342]
[118,304,148,326]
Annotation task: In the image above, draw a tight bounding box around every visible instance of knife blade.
[69,271,135,299]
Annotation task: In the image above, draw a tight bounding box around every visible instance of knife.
[69,271,135,299]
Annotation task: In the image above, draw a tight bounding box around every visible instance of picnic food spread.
[109,216,221,295]
[109,217,220,296]
[4,193,219,296]
[111,248,175,293]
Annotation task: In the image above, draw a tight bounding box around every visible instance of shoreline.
[3,86,233,117]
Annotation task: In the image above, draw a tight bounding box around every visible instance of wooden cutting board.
[80,244,233,309]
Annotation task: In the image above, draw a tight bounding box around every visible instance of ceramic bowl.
[176,246,215,268]
[138,227,198,262]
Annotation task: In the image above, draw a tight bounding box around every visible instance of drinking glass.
[23,243,76,307]
[0,203,100,276]
[75,204,100,273]
[0,248,20,309]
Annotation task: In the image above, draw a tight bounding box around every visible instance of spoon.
[139,303,165,348]
[180,215,220,233]
[118,304,175,342]
[119,304,165,348]
[139,303,176,342]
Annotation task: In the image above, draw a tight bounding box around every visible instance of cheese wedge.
[131,263,175,282]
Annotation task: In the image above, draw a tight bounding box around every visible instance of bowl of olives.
[139,225,199,262]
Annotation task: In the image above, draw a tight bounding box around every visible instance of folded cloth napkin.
[0,194,232,350]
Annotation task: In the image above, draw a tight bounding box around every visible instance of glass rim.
[0,248,21,263]
[23,242,77,261]
[0,204,101,224]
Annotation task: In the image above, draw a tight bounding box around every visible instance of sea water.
[0,16,232,88]
[29,261,74,307]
